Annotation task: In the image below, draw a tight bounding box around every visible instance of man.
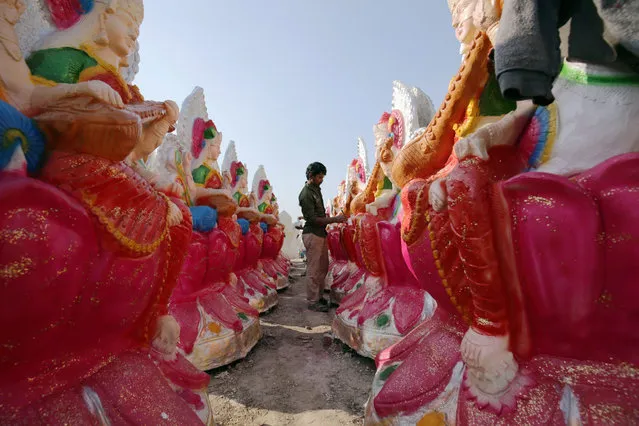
[298,162,346,312]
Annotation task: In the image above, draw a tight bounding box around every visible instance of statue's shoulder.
[27,47,97,84]
[192,163,211,184]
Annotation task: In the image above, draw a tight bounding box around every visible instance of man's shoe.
[308,302,329,312]
[319,298,338,308]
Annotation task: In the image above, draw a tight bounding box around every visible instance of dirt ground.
[207,261,376,426]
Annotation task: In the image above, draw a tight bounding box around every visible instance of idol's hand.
[167,200,183,227]
[162,100,179,125]
[78,80,124,108]
[428,178,447,212]
[461,327,517,395]
[152,315,180,360]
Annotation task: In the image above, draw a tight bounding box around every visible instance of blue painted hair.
[0,101,45,173]
[237,218,250,235]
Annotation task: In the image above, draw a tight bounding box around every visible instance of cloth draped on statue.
[494,0,617,105]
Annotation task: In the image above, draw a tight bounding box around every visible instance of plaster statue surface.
[279,210,299,259]
[221,141,279,313]
[332,81,437,359]
[365,1,639,424]
[252,165,291,290]
[328,137,370,303]
[147,87,262,371]
[0,0,213,423]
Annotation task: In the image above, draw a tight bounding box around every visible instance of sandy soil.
[207,261,376,426]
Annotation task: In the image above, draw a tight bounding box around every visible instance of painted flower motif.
[207,322,222,334]
[203,126,217,140]
[0,100,46,173]
[192,118,218,159]
[355,161,366,182]
[378,364,399,381]
[48,0,96,29]
[259,179,271,199]
[378,110,405,150]
[229,161,247,187]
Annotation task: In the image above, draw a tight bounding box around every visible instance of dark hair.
[306,162,327,180]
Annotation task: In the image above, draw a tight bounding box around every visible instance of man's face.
[311,173,325,186]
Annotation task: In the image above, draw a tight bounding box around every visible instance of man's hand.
[331,214,347,224]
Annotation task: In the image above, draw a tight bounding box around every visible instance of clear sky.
[136,1,461,218]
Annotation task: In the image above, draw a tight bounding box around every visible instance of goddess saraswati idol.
[221,141,279,312]
[366,0,639,424]
[332,81,436,359]
[0,0,212,423]
[145,87,262,372]
[328,138,370,303]
[252,165,291,290]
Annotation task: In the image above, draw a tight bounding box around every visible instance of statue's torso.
[536,61,639,176]
[192,162,223,189]
[28,47,137,104]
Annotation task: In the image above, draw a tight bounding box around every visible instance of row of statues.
[323,0,639,424]
[0,0,291,424]
[145,86,291,372]
[329,81,437,358]
[1,0,638,424]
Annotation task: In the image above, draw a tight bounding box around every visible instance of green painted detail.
[382,176,393,191]
[376,313,390,328]
[258,202,268,213]
[355,283,362,290]
[233,191,242,204]
[379,364,398,381]
[175,150,183,165]
[203,127,217,139]
[192,165,210,185]
[237,312,248,321]
[560,62,639,86]
[478,70,516,117]
[3,129,26,151]
[27,47,98,84]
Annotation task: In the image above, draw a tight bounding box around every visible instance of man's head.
[306,162,327,186]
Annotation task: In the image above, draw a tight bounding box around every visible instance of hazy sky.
[136,1,461,217]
